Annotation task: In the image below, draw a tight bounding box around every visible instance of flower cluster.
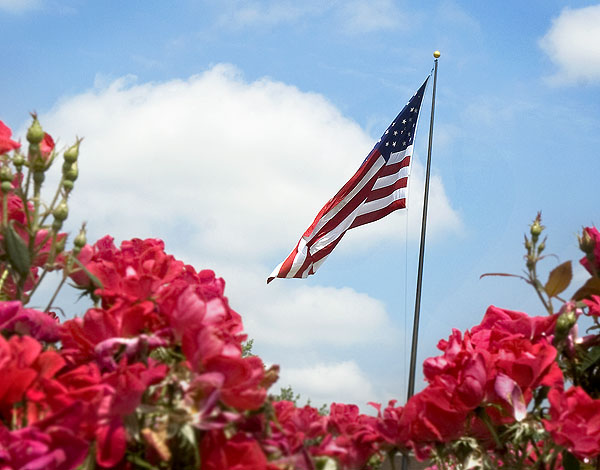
[0,233,392,469]
[1,118,600,469]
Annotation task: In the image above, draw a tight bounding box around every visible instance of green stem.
[2,192,7,227]
[32,175,42,233]
[478,408,502,450]
[23,164,32,208]
[530,266,552,315]
[388,451,396,470]
[39,176,64,226]
[44,272,67,314]
[25,230,54,301]
[0,268,8,295]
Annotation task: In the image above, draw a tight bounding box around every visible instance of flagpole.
[400,49,440,470]
[407,51,440,400]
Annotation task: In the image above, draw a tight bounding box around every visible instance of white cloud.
[226,270,398,348]
[0,0,41,13]
[214,0,326,29]
[277,361,378,409]
[336,0,401,34]
[212,0,402,33]
[539,4,600,84]
[36,64,460,267]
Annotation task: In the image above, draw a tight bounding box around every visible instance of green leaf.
[3,222,31,277]
[573,277,600,301]
[582,346,600,371]
[126,454,160,470]
[479,272,528,281]
[545,261,572,297]
[179,423,197,450]
[76,445,95,470]
[562,450,580,470]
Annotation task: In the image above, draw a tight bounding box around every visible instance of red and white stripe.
[267,145,412,283]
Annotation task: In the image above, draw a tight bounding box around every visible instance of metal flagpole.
[400,51,440,470]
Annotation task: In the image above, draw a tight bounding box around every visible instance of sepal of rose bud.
[578,229,595,255]
[26,115,44,144]
[63,140,80,164]
[55,234,66,253]
[260,364,280,389]
[537,240,546,254]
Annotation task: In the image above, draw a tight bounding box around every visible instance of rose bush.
[0,117,599,469]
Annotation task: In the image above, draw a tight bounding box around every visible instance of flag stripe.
[349,199,407,229]
[303,149,384,240]
[359,186,408,214]
[365,177,408,202]
[378,155,410,178]
[311,155,386,241]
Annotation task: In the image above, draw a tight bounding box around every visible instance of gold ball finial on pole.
[433,50,441,59]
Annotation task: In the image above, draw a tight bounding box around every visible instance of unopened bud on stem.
[64,162,78,182]
[12,154,24,169]
[555,310,577,341]
[0,166,12,182]
[531,222,543,243]
[74,227,86,248]
[53,201,69,222]
[526,254,536,270]
[26,116,44,145]
[63,141,80,164]
[62,180,74,192]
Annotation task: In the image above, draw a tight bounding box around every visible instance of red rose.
[0,301,60,342]
[399,386,468,460]
[580,226,600,276]
[544,386,600,459]
[40,132,55,159]
[0,120,20,154]
[201,430,268,470]
[584,295,600,317]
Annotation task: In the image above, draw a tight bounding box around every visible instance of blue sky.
[1,0,599,409]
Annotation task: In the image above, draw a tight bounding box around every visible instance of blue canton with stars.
[369,78,429,164]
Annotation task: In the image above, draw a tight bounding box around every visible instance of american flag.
[268,78,429,283]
